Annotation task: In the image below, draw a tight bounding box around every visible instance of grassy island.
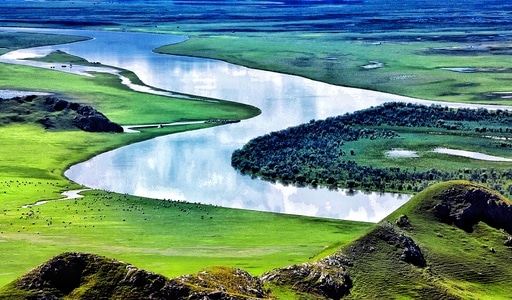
[232,102,512,196]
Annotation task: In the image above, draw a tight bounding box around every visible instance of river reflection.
[4,27,475,222]
[69,127,409,222]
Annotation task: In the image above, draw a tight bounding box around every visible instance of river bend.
[3,28,509,222]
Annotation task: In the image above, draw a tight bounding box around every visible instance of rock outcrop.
[261,253,353,299]
[376,221,426,267]
[433,184,512,233]
[0,95,123,132]
[44,96,123,132]
[9,252,269,299]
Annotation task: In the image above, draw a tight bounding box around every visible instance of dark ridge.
[376,221,426,267]
[432,183,512,233]
[0,95,123,133]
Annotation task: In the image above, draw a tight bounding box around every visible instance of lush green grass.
[0,62,260,125]
[26,49,94,65]
[0,54,372,287]
[345,128,512,193]
[388,181,512,299]
[157,30,512,106]
[1,185,372,287]
[2,14,512,298]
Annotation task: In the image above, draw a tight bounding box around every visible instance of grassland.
[0,34,373,288]
[0,32,90,54]
[5,1,511,106]
[261,180,512,299]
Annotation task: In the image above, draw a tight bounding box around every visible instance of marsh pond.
[3,28,510,222]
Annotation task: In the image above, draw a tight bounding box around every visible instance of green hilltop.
[260,180,512,299]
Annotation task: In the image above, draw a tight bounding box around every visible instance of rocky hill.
[0,95,123,132]
[2,181,512,299]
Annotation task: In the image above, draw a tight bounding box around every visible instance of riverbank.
[232,102,512,197]
[1,2,511,297]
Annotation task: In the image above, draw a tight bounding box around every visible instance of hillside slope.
[265,181,512,299]
[2,181,512,299]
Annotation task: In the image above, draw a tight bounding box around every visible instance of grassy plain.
[344,128,512,193]
[5,0,511,106]
[0,32,90,54]
[0,34,372,287]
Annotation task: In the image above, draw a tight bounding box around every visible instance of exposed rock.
[9,252,269,299]
[261,221,426,299]
[0,95,123,132]
[261,253,352,299]
[433,185,512,233]
[177,266,268,299]
[377,222,426,267]
[52,99,69,111]
[395,214,411,228]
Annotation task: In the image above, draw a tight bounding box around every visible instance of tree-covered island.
[232,102,512,196]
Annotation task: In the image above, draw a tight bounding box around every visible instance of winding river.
[2,27,510,222]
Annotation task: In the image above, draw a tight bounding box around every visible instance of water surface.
[432,148,512,162]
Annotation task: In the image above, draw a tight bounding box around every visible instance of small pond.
[386,149,420,158]
[0,89,50,98]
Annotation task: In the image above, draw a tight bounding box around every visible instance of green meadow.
[157,30,512,106]
[0,34,373,287]
[1,1,512,298]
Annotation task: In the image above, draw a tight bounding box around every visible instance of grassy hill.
[260,180,512,299]
[264,181,512,299]
[342,181,512,299]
